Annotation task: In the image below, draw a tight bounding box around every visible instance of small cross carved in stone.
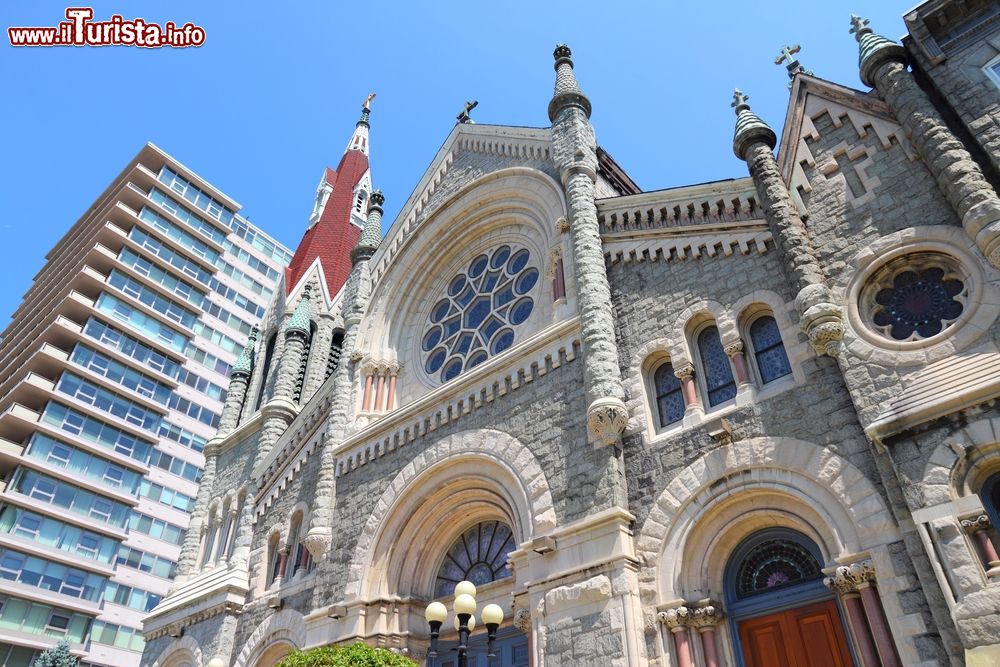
[832,150,870,198]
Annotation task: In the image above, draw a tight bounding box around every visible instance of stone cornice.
[596,178,758,234]
[142,566,249,639]
[603,221,772,265]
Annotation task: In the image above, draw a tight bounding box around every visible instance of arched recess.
[151,635,201,667]
[359,167,570,400]
[636,436,900,605]
[232,609,307,667]
[920,414,1000,506]
[345,428,556,599]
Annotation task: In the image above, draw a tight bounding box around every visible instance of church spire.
[346,93,376,155]
[850,15,907,88]
[548,44,592,122]
[732,89,776,160]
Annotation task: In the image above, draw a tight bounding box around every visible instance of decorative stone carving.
[799,299,846,357]
[723,340,744,358]
[961,514,992,534]
[513,607,532,633]
[657,605,690,631]
[587,396,629,446]
[673,362,695,381]
[302,530,331,561]
[690,604,723,630]
[825,559,876,596]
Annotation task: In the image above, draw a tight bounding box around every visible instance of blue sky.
[1,1,914,326]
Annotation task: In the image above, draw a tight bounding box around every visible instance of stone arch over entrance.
[345,428,555,599]
[636,436,923,666]
[232,609,307,667]
[150,635,201,667]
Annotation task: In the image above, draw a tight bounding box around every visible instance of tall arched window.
[748,315,792,385]
[651,361,684,428]
[265,533,281,588]
[434,521,514,598]
[697,325,736,407]
[200,506,218,569]
[325,329,345,381]
[254,332,278,411]
[981,474,1000,531]
[289,511,312,577]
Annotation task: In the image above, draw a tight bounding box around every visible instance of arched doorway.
[725,529,854,667]
[428,520,527,667]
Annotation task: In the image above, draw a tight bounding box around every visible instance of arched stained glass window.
[423,246,538,384]
[434,521,514,598]
[652,362,684,427]
[255,333,277,411]
[735,537,822,599]
[697,326,736,407]
[749,316,792,385]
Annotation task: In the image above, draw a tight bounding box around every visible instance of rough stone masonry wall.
[609,240,950,663]
[142,613,238,667]
[906,19,1000,178]
[310,357,611,604]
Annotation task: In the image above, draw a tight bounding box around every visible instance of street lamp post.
[425,580,504,667]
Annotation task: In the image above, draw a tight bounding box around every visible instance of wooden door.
[739,600,853,667]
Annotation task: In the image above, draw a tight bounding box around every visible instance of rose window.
[422,245,538,382]
[862,254,967,342]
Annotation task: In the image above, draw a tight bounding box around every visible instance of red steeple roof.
[285,101,373,297]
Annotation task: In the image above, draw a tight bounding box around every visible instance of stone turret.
[304,192,385,559]
[173,326,258,585]
[850,15,1000,269]
[547,44,628,446]
[732,90,845,356]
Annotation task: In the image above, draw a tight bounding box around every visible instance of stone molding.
[149,635,202,667]
[603,223,773,266]
[597,178,759,234]
[231,609,307,667]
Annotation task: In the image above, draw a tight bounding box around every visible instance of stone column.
[961,514,1000,577]
[674,363,701,414]
[361,361,375,412]
[852,16,1000,269]
[305,191,384,559]
[659,606,693,667]
[733,91,845,357]
[724,340,752,388]
[273,547,290,588]
[223,504,239,562]
[374,364,387,412]
[825,565,881,667]
[386,362,400,411]
[548,44,628,446]
[690,604,724,667]
[849,560,902,667]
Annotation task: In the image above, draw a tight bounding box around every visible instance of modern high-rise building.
[0,144,291,667]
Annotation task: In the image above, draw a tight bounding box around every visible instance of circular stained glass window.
[861,253,968,343]
[422,245,538,383]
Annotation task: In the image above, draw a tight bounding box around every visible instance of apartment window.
[12,514,41,539]
[46,442,72,466]
[26,433,142,494]
[83,317,181,378]
[45,611,71,634]
[0,506,117,564]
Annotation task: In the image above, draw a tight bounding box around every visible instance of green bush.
[276,643,417,667]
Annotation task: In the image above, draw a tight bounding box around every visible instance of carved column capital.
[825,559,876,596]
[673,362,695,381]
[961,514,992,534]
[302,529,331,561]
[360,358,378,375]
[386,361,402,376]
[799,297,845,357]
[513,607,532,632]
[723,340,744,358]
[689,604,724,631]
[658,605,690,632]
[587,396,629,446]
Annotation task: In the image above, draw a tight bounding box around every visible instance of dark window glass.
[697,326,736,406]
[749,316,792,384]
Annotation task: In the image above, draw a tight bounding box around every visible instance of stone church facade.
[141,3,1000,666]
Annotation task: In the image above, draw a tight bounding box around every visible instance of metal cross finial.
[732,89,750,111]
[363,92,376,111]
[774,44,802,66]
[850,15,871,39]
[456,100,479,124]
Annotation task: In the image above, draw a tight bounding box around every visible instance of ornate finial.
[850,15,907,87]
[456,100,478,124]
[732,88,776,160]
[231,324,259,378]
[849,15,871,40]
[284,285,313,336]
[369,189,385,209]
[549,43,591,121]
[731,89,750,114]
[358,93,376,126]
[775,44,814,85]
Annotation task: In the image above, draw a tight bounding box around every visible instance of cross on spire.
[731,89,750,113]
[774,44,814,85]
[358,92,376,125]
[850,15,872,40]
[457,100,478,124]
